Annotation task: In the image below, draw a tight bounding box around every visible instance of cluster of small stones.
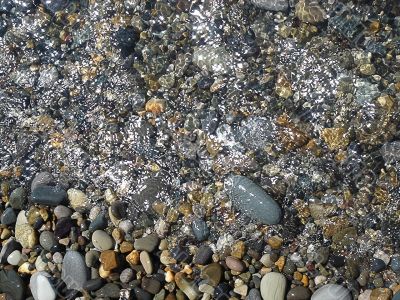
[0,0,399,299]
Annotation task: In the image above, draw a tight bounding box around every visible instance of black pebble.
[193,245,213,265]
[371,258,386,272]
[83,278,104,292]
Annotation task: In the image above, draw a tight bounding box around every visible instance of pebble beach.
[0,0,400,299]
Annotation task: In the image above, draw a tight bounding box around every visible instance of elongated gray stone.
[61,250,88,290]
[311,284,351,300]
[31,185,67,206]
[225,175,282,225]
[250,0,288,11]
[260,272,286,300]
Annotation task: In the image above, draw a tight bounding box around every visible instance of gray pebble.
[85,250,100,268]
[1,207,17,225]
[225,175,282,225]
[31,172,54,191]
[92,230,113,251]
[61,250,88,290]
[30,271,56,300]
[9,187,27,210]
[54,205,72,219]
[247,288,262,300]
[31,185,67,206]
[39,231,57,251]
[120,268,134,283]
[134,234,159,252]
[192,218,209,241]
[95,283,120,298]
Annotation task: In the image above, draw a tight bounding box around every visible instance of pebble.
[83,278,104,292]
[193,245,213,265]
[134,234,159,252]
[370,288,392,300]
[89,213,108,232]
[391,255,400,273]
[142,277,162,294]
[226,256,246,272]
[140,251,153,274]
[1,208,16,225]
[311,284,351,300]
[100,250,118,271]
[175,272,200,300]
[394,291,400,300]
[95,283,121,298]
[35,255,47,272]
[0,238,20,264]
[67,188,88,210]
[201,263,223,286]
[6,250,21,266]
[134,287,153,300]
[247,288,262,300]
[119,219,134,234]
[15,223,37,248]
[9,187,27,209]
[110,201,127,220]
[53,205,72,219]
[225,175,282,225]
[120,268,134,283]
[61,250,88,290]
[30,272,56,300]
[371,258,386,272]
[287,286,311,300]
[92,230,114,251]
[39,231,57,251]
[85,250,100,267]
[260,254,275,268]
[192,218,209,241]
[126,250,140,265]
[0,269,25,300]
[31,185,67,206]
[31,172,53,191]
[260,272,286,300]
[54,218,73,239]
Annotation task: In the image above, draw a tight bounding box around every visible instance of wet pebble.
[89,213,108,232]
[0,269,25,300]
[191,218,209,241]
[225,175,282,225]
[371,258,386,272]
[95,282,120,298]
[6,250,21,266]
[391,255,400,273]
[193,245,213,265]
[83,278,104,292]
[175,272,200,300]
[31,185,67,206]
[9,187,27,209]
[201,263,223,286]
[142,277,162,294]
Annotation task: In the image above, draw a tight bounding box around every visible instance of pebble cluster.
[0,0,400,299]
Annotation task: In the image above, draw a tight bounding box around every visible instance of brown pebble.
[120,241,134,253]
[370,288,392,300]
[231,241,246,259]
[225,256,246,273]
[268,236,283,250]
[126,250,140,265]
[100,250,118,271]
[165,293,177,300]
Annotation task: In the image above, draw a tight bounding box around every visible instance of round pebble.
[92,230,114,251]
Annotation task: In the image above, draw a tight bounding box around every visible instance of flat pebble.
[92,230,114,251]
[54,205,72,219]
[61,250,88,290]
[31,185,67,206]
[201,263,223,286]
[134,234,159,252]
[140,251,153,274]
[30,272,56,300]
[225,175,282,225]
[260,272,286,300]
[311,284,351,300]
[120,268,134,283]
[192,218,209,241]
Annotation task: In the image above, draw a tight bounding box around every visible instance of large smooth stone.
[260,272,286,300]
[61,250,88,290]
[287,286,312,300]
[134,234,159,252]
[9,187,27,209]
[31,172,54,191]
[225,175,282,225]
[311,284,351,300]
[0,269,25,300]
[92,230,113,251]
[31,185,67,206]
[30,271,56,300]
